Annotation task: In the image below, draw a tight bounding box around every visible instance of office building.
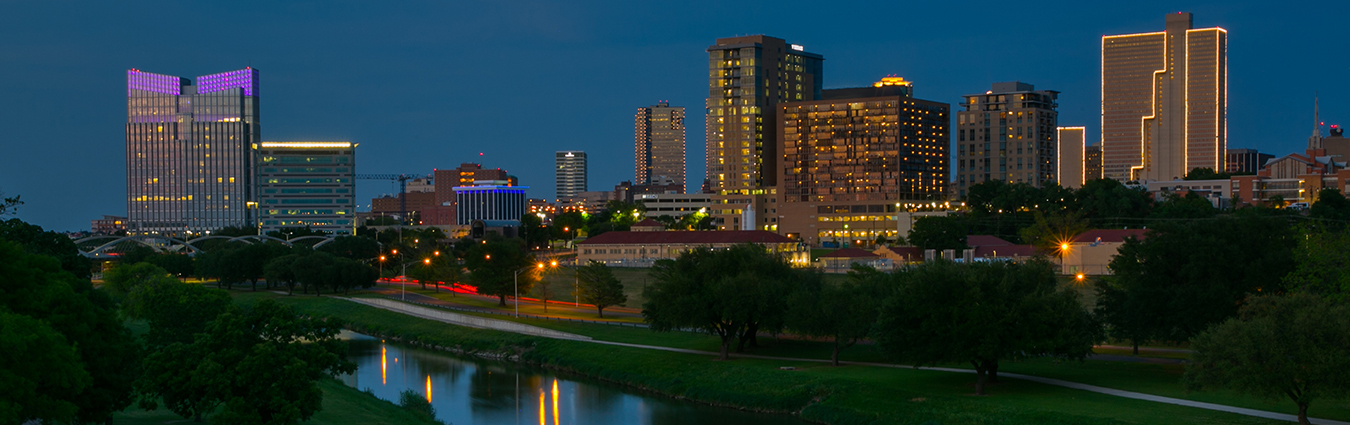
[256,142,356,235]
[1085,145,1103,181]
[1321,125,1348,164]
[954,82,1060,197]
[706,35,823,192]
[1058,127,1086,188]
[91,215,127,235]
[556,151,587,200]
[427,163,515,225]
[576,230,807,267]
[453,185,528,225]
[635,103,686,191]
[126,68,260,236]
[1102,12,1227,182]
[1226,148,1274,174]
[635,193,714,219]
[777,78,950,246]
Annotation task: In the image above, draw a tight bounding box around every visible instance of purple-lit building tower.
[126,68,260,236]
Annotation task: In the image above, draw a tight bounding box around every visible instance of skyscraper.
[1058,127,1086,189]
[706,35,823,193]
[954,82,1059,197]
[555,151,587,200]
[777,78,950,245]
[635,102,686,191]
[1101,12,1226,182]
[256,142,355,235]
[1085,145,1103,181]
[126,68,260,236]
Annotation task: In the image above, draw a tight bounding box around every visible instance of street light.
[513,262,556,317]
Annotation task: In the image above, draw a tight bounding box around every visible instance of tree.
[1075,178,1153,225]
[1151,191,1217,219]
[213,225,258,237]
[642,244,800,359]
[1183,167,1232,180]
[1018,210,1089,255]
[1282,226,1350,303]
[292,251,338,295]
[519,213,550,250]
[264,254,303,295]
[0,218,93,279]
[0,191,21,217]
[906,215,968,251]
[406,253,460,293]
[138,300,356,424]
[0,309,91,425]
[1184,294,1350,425]
[1100,215,1296,347]
[785,268,887,365]
[1309,188,1350,222]
[125,280,232,348]
[104,262,178,300]
[576,261,627,318]
[0,240,138,423]
[330,256,378,295]
[464,237,537,306]
[398,389,437,421]
[317,236,380,261]
[874,260,1097,395]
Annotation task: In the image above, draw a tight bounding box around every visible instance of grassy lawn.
[230,291,1345,424]
[112,379,438,425]
[391,287,646,324]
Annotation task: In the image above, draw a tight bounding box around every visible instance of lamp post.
[513,263,544,317]
[1059,242,1070,275]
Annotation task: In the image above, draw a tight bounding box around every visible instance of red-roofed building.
[631,219,665,232]
[817,248,891,272]
[966,235,1014,247]
[1062,229,1148,275]
[575,230,808,267]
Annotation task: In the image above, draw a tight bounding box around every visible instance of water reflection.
[339,331,803,425]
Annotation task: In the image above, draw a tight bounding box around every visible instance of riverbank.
[231,291,1318,425]
[112,378,442,424]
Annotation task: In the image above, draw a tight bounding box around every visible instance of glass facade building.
[954,81,1060,198]
[256,142,356,235]
[1102,13,1226,181]
[555,152,587,200]
[706,35,822,193]
[126,68,260,236]
[453,186,529,225]
[635,102,686,191]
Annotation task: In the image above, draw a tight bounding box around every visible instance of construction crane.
[356,174,431,227]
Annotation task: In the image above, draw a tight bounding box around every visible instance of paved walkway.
[372,281,645,320]
[341,297,591,340]
[344,297,1345,425]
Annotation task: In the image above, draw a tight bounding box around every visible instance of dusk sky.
[2,1,1346,231]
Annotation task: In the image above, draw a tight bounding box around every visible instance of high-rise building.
[1225,148,1274,174]
[635,102,686,191]
[777,79,950,246]
[256,142,355,235]
[126,68,260,236]
[454,185,529,225]
[1085,145,1103,181]
[706,35,823,193]
[1102,12,1226,182]
[555,151,587,200]
[1058,127,1086,189]
[954,82,1060,198]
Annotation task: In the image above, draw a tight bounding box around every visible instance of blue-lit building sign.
[452,186,528,225]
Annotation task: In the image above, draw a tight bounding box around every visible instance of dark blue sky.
[2,1,1346,231]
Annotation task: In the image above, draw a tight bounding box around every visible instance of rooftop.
[818,248,879,259]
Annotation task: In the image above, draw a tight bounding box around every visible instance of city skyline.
[2,2,1348,231]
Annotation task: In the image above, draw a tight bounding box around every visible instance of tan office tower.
[635,102,686,191]
[954,82,1060,198]
[706,35,823,193]
[1058,127,1086,189]
[1101,12,1226,182]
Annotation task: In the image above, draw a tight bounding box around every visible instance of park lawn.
[1091,346,1191,360]
[231,292,1304,425]
[390,287,647,324]
[112,379,438,425]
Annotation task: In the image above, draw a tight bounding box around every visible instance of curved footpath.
[341,297,1347,425]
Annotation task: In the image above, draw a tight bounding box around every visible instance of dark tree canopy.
[1099,215,1296,346]
[317,235,381,261]
[874,260,1097,395]
[1310,188,1350,223]
[1283,225,1350,303]
[1183,167,1232,180]
[464,237,537,306]
[786,267,888,365]
[1151,191,1217,219]
[642,244,801,359]
[907,215,969,251]
[576,261,627,318]
[0,240,137,423]
[0,309,91,424]
[0,218,93,279]
[138,300,355,424]
[1184,294,1350,425]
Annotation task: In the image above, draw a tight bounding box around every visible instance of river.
[338,331,806,425]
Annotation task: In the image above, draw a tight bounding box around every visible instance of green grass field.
[228,291,1350,424]
[112,379,439,425]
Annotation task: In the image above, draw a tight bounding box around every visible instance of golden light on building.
[872,76,912,87]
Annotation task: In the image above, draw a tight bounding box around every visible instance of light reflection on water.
[338,331,804,425]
